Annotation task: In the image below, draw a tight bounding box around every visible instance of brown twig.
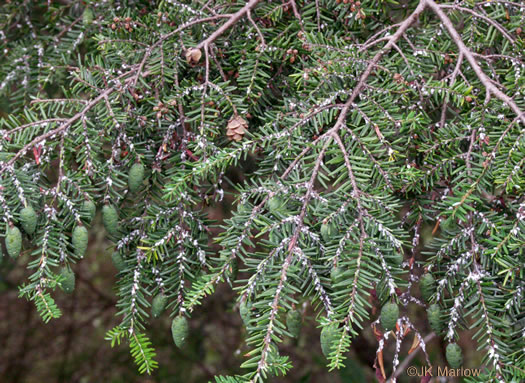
[1,68,138,173]
[438,4,515,44]
[439,52,463,129]
[196,0,261,50]
[426,0,525,125]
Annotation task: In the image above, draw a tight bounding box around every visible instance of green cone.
[81,200,96,224]
[420,274,436,303]
[427,304,442,334]
[151,293,168,318]
[82,7,94,25]
[320,323,339,357]
[6,226,22,258]
[102,204,119,236]
[128,163,145,193]
[111,252,126,272]
[446,343,463,368]
[72,225,88,257]
[321,222,335,242]
[286,309,302,338]
[171,316,189,348]
[20,206,37,235]
[60,267,75,294]
[240,300,251,325]
[380,303,399,331]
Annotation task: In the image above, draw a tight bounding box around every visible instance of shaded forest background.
[0,185,483,383]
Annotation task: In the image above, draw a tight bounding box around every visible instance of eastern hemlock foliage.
[0,0,524,382]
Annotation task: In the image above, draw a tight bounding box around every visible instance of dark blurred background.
[0,203,482,383]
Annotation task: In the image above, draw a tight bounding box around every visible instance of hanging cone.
[226,115,248,142]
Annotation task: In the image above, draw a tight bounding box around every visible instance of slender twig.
[439,52,463,129]
[131,14,234,86]
[1,68,138,172]
[390,333,436,380]
[438,4,515,44]
[196,0,261,50]
[426,0,525,125]
[2,118,68,137]
[247,10,265,47]
[328,0,429,138]
[289,0,305,33]
[253,138,332,382]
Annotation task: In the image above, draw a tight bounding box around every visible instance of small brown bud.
[111,23,117,30]
[393,73,404,83]
[465,96,472,103]
[113,17,120,23]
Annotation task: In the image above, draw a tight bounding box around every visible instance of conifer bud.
[226,115,248,142]
[171,316,189,348]
[20,205,37,235]
[5,226,22,258]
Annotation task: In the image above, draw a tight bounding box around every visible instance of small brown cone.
[226,115,248,142]
[185,48,202,65]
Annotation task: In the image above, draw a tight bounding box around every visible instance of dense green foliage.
[1,0,524,382]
